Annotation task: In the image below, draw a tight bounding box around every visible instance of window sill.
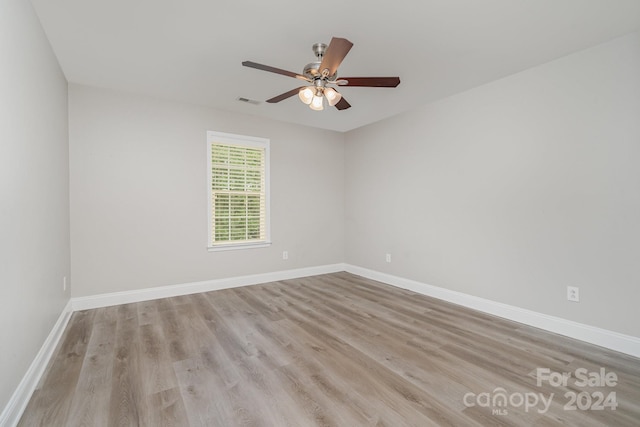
[207,241,272,252]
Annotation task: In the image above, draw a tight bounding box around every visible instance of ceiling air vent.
[236,97,261,105]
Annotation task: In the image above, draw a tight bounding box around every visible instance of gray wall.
[0,0,70,411]
[345,32,640,337]
[69,84,345,297]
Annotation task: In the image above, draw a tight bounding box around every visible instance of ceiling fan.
[242,37,400,111]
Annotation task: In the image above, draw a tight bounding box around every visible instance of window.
[207,131,270,251]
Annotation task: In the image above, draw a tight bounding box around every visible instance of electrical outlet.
[282,251,288,260]
[385,253,391,263]
[567,286,579,302]
[63,276,67,292]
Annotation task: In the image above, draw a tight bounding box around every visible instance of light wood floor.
[19,272,640,426]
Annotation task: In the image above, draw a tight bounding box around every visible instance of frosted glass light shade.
[298,87,314,105]
[324,87,342,106]
[310,94,324,111]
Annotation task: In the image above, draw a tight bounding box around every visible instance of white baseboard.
[344,264,640,359]
[72,263,347,311]
[0,300,74,427]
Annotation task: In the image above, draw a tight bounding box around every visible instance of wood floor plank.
[174,357,234,426]
[230,286,414,426]
[18,309,97,427]
[259,285,474,425]
[19,272,640,426]
[222,290,376,426]
[196,292,312,426]
[172,297,244,426]
[276,280,537,407]
[65,314,117,426]
[137,322,178,395]
[108,304,142,427]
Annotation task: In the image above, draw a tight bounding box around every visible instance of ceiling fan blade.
[266,87,305,103]
[319,37,353,77]
[334,97,351,110]
[339,77,401,87]
[242,61,308,80]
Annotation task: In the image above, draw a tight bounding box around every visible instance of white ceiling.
[31,0,640,132]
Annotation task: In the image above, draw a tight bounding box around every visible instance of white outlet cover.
[567,286,580,302]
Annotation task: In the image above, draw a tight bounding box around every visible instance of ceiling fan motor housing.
[303,61,338,81]
[303,42,337,81]
[303,61,321,78]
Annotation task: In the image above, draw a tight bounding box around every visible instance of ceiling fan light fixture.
[298,87,314,105]
[310,93,324,111]
[324,87,342,107]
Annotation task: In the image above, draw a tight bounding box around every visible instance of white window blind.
[207,131,270,250]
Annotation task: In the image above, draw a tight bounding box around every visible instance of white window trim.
[207,131,271,252]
